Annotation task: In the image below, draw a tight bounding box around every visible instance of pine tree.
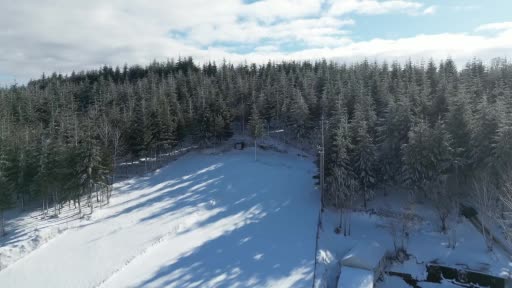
[351,95,377,208]
[402,120,453,230]
[126,94,146,159]
[9,133,39,210]
[4,144,25,207]
[325,99,358,231]
[377,89,412,184]
[77,133,107,214]
[402,121,452,194]
[248,103,263,160]
[471,95,499,176]
[34,135,59,215]
[212,114,225,143]
[61,145,82,213]
[287,88,310,142]
[0,175,13,237]
[493,95,512,178]
[446,89,473,183]
[0,143,13,236]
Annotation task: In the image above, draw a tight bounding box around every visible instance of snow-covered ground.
[315,189,512,287]
[0,203,91,271]
[3,140,511,288]
[0,147,319,288]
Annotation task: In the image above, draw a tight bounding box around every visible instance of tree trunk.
[338,208,343,231]
[481,217,489,249]
[348,211,352,236]
[77,193,81,215]
[89,185,93,214]
[112,157,116,186]
[54,190,58,216]
[0,210,4,237]
[254,140,257,161]
[363,189,367,209]
[144,152,148,173]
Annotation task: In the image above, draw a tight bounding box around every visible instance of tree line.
[0,57,511,236]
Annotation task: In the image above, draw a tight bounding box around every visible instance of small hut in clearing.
[337,241,388,288]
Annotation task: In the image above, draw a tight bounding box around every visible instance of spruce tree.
[351,114,377,208]
[248,103,263,160]
[377,90,412,184]
[493,95,512,178]
[446,89,473,183]
[0,143,13,236]
[402,120,453,230]
[325,98,358,229]
[34,136,59,215]
[287,88,310,142]
[126,94,146,159]
[77,133,107,214]
[471,95,499,175]
[0,175,13,237]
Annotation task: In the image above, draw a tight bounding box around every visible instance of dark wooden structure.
[234,141,245,150]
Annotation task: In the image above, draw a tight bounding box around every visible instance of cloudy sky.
[1,0,511,85]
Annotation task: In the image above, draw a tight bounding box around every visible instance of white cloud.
[327,0,432,16]
[254,45,280,52]
[235,31,512,68]
[422,5,437,15]
[476,22,512,32]
[184,16,354,47]
[241,0,323,22]
[0,0,511,85]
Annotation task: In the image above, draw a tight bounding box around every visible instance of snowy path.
[0,149,319,288]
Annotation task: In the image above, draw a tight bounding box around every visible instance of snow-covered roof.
[341,241,387,271]
[337,267,374,288]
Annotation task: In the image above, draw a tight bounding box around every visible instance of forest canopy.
[0,57,511,228]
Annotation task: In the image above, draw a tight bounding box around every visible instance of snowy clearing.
[0,148,319,288]
[314,189,512,288]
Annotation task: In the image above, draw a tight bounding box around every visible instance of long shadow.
[1,208,85,247]
[108,153,222,206]
[134,196,314,287]
[100,156,226,223]
[0,228,31,247]
[61,150,316,287]
[112,151,318,287]
[0,157,203,248]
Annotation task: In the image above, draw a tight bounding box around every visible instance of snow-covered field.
[0,147,319,288]
[2,142,511,288]
[315,190,512,287]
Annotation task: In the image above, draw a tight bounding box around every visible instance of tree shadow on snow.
[105,151,317,287]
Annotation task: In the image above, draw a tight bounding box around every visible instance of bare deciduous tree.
[388,206,414,262]
[471,175,499,251]
[498,173,512,241]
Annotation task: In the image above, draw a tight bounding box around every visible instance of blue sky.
[1,0,511,85]
[351,0,510,40]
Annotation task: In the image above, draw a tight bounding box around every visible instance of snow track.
[94,227,182,288]
[0,149,319,288]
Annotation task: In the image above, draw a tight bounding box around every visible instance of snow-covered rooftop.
[337,267,374,288]
[341,241,387,271]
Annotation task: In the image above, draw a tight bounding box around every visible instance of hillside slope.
[0,148,319,288]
